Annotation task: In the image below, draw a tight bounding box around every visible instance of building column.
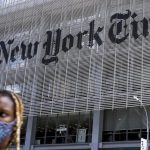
[91,110,103,150]
[24,116,37,150]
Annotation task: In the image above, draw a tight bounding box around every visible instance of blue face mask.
[0,121,16,143]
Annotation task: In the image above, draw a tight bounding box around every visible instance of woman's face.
[0,96,15,123]
[0,96,15,149]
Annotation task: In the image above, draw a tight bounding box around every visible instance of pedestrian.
[0,90,23,150]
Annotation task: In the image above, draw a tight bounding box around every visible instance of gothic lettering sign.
[0,10,149,65]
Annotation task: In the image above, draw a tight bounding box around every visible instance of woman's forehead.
[0,96,14,108]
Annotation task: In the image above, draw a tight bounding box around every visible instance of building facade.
[0,0,150,149]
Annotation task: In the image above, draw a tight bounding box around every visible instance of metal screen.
[0,0,150,116]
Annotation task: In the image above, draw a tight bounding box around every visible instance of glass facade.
[103,107,150,142]
[8,109,150,149]
[35,112,92,145]
[1,0,150,115]
[20,117,28,145]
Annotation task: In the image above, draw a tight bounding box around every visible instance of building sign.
[76,129,87,143]
[56,124,67,134]
[141,138,148,150]
[0,10,149,66]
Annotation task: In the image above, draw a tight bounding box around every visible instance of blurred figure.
[0,90,23,150]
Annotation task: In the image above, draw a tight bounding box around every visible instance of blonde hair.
[0,90,24,150]
[11,93,24,150]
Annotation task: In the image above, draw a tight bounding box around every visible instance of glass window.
[35,116,47,145]
[78,112,92,143]
[114,130,127,141]
[68,113,79,143]
[103,131,113,142]
[56,114,68,144]
[35,112,93,145]
[102,107,150,142]
[45,115,57,144]
[128,129,141,141]
[20,117,28,145]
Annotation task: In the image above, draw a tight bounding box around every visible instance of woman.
[0,90,23,150]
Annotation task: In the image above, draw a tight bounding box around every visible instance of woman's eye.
[0,112,7,117]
